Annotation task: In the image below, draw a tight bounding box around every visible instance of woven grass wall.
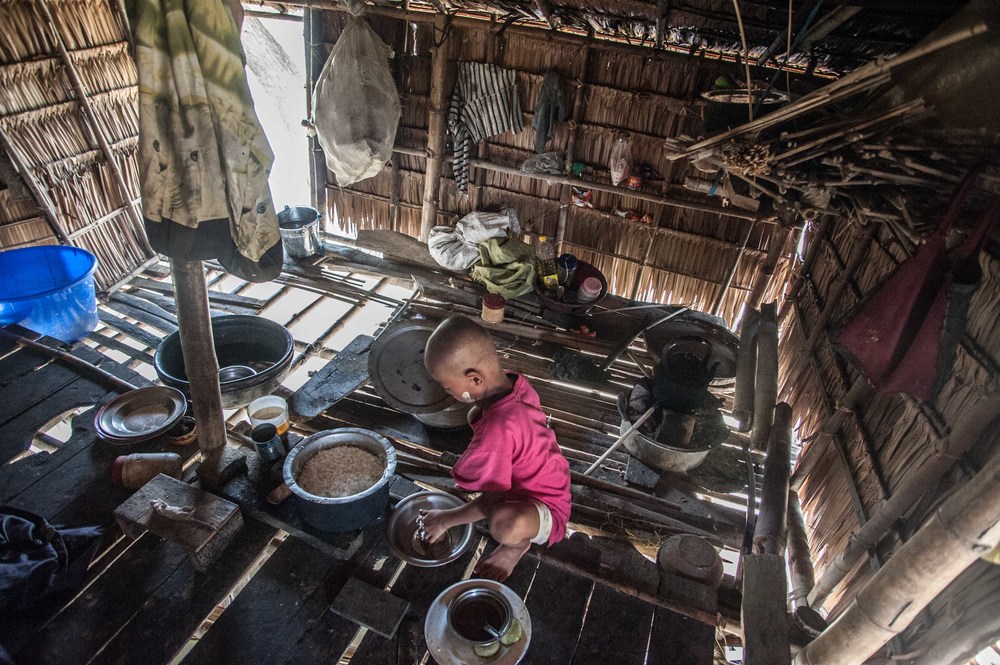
[322,10,786,329]
[0,0,151,289]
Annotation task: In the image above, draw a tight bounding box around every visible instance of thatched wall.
[0,0,150,289]
[321,10,791,328]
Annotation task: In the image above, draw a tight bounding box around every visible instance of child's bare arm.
[419,492,503,542]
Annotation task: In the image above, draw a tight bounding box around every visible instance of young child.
[419,315,572,581]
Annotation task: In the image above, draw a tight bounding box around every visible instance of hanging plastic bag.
[312,6,401,187]
[609,133,633,187]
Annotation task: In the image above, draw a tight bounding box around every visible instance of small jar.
[576,276,602,304]
[481,293,506,324]
[112,452,183,489]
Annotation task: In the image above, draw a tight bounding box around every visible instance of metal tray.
[425,579,531,665]
[644,309,740,378]
[367,319,452,415]
[94,386,187,444]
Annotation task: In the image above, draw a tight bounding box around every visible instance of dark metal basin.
[154,315,294,408]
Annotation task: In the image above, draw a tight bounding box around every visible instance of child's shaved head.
[425,315,499,375]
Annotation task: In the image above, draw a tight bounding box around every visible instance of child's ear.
[465,369,484,386]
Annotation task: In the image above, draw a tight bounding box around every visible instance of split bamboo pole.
[754,402,793,555]
[170,259,228,477]
[555,46,591,252]
[38,0,151,256]
[779,215,832,321]
[751,301,778,450]
[747,225,791,310]
[710,222,754,316]
[795,401,1000,665]
[732,305,759,431]
[807,391,1000,609]
[786,490,815,611]
[419,14,450,243]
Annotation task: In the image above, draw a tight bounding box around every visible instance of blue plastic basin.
[0,245,99,342]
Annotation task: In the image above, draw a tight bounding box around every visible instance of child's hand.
[418,508,450,543]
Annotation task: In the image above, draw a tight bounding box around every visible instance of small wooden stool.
[114,473,244,571]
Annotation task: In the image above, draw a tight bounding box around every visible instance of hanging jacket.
[128,0,282,282]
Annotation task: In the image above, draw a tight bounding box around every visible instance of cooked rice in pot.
[297,445,384,498]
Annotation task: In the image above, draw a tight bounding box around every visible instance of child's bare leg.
[475,500,540,581]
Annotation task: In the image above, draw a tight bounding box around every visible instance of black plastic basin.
[154,315,294,408]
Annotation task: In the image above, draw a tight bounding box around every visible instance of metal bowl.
[283,428,397,533]
[387,491,475,567]
[414,400,472,430]
[94,386,187,444]
[447,587,514,647]
[219,364,256,383]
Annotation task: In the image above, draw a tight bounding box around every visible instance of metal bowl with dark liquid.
[387,492,475,567]
[447,587,513,647]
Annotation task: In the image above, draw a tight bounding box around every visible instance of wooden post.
[808,391,1000,608]
[419,14,450,243]
[743,553,792,665]
[170,259,229,482]
[306,8,328,216]
[751,301,778,450]
[38,0,151,255]
[779,215,831,321]
[555,46,591,252]
[732,305,759,431]
[755,402,793,555]
[710,222,754,316]
[794,412,1000,665]
[747,225,790,310]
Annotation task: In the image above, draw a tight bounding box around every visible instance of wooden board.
[10,534,190,665]
[97,310,163,349]
[572,583,655,665]
[347,543,480,665]
[742,553,791,665]
[291,334,374,418]
[520,558,594,665]
[181,535,350,665]
[90,519,278,665]
[646,606,716,665]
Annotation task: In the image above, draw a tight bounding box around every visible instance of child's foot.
[474,542,530,581]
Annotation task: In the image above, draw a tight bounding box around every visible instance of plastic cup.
[248,395,289,436]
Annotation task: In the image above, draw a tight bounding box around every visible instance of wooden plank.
[291,334,374,418]
[572,583,655,664]
[10,534,190,664]
[646,606,716,665]
[741,553,791,665]
[273,530,404,665]
[110,292,179,326]
[104,297,178,334]
[97,310,163,349]
[0,343,51,389]
[87,330,156,365]
[182,535,349,665]
[520,558,594,665]
[90,519,278,665]
[128,276,266,309]
[347,544,480,665]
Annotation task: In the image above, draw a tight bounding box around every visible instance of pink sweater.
[451,374,572,545]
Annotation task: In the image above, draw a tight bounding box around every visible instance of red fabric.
[834,171,998,401]
[451,374,572,545]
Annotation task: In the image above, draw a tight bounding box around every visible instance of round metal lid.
[368,319,452,415]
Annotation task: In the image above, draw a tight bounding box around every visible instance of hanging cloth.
[448,62,523,195]
[833,170,1000,401]
[128,0,282,282]
[531,70,567,154]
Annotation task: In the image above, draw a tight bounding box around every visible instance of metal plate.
[644,309,740,378]
[425,580,531,665]
[94,386,186,444]
[368,319,451,415]
[387,492,475,567]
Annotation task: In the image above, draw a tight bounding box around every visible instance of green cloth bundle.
[470,237,537,300]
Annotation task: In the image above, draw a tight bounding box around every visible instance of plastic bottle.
[535,235,559,290]
[112,452,183,489]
